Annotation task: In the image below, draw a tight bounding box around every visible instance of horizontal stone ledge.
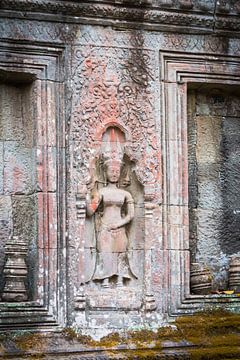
[1,3,240,35]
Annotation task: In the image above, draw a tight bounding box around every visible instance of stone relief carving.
[71,46,160,192]
[70,44,160,310]
[2,20,240,59]
[85,127,137,288]
[2,0,240,35]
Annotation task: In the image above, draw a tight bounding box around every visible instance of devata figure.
[86,157,137,288]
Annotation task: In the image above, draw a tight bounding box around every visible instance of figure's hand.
[108,222,124,230]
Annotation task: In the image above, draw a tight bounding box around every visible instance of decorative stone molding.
[68,40,161,324]
[0,43,66,330]
[161,51,240,317]
[0,0,240,34]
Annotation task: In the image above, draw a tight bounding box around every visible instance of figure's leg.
[102,278,110,288]
[116,276,123,287]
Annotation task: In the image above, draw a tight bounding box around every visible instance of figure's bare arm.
[86,190,103,217]
[124,192,134,223]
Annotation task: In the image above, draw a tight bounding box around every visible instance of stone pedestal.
[2,236,28,302]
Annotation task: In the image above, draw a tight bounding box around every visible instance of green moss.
[60,309,239,355]
[62,327,94,345]
[0,309,239,359]
[98,332,125,347]
[174,309,240,347]
[15,333,46,352]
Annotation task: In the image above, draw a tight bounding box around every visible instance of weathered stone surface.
[188,89,240,290]
[0,3,240,355]
[12,195,37,242]
[0,141,3,194]
[0,84,33,147]
[3,141,35,194]
[0,195,12,292]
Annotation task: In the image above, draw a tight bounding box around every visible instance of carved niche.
[188,86,240,292]
[69,45,161,312]
[0,46,64,330]
[85,127,139,288]
[75,126,144,308]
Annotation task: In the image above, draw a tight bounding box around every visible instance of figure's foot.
[102,278,110,288]
[116,277,123,287]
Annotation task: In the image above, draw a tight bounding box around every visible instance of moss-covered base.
[0,310,239,359]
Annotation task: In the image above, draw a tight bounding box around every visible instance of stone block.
[46,82,57,147]
[0,141,3,194]
[196,115,222,164]
[0,195,12,291]
[167,223,189,250]
[0,84,23,143]
[168,205,188,226]
[198,179,223,210]
[87,288,142,310]
[3,141,35,194]
[0,83,33,147]
[222,116,240,135]
[168,139,187,206]
[12,194,37,243]
[48,192,58,249]
[195,93,210,115]
[87,310,140,329]
[167,206,189,251]
[195,208,222,264]
[47,147,57,192]
[168,250,189,292]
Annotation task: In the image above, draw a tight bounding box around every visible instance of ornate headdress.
[101,127,124,168]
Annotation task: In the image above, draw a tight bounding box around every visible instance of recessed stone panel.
[188,88,240,290]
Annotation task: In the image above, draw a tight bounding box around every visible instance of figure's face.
[106,165,121,183]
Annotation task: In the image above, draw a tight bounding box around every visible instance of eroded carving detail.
[2,1,240,34]
[71,46,159,192]
[86,128,137,288]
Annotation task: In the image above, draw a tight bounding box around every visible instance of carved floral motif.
[70,46,160,191]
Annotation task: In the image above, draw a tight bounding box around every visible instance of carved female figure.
[86,158,136,288]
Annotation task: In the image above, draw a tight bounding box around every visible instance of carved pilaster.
[76,191,86,221]
[75,288,86,311]
[144,198,157,311]
[75,189,86,310]
[1,236,28,302]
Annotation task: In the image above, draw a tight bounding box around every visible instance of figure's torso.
[100,187,128,225]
